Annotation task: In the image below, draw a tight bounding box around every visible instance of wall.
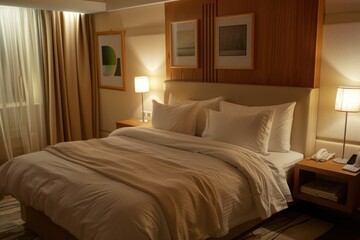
[93,1,360,159]
[94,4,166,137]
[316,7,360,158]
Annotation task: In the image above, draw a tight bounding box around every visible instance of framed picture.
[96,31,126,90]
[171,20,198,68]
[215,13,254,69]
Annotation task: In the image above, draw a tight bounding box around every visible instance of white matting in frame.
[171,20,198,68]
[215,13,254,70]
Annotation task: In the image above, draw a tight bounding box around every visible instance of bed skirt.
[20,204,262,240]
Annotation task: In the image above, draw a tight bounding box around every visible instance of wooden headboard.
[164,80,319,157]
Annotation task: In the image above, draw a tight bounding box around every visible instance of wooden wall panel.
[165,0,324,88]
[202,2,216,82]
[166,1,207,82]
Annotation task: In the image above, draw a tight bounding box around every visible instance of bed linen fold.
[109,127,292,220]
[45,139,222,240]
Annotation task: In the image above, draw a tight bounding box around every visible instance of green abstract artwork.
[101,46,121,77]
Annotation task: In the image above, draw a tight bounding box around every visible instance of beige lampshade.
[134,76,149,93]
[335,86,360,112]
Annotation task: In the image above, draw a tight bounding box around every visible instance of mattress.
[0,127,293,240]
[265,151,304,179]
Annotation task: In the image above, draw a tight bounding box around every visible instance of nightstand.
[294,159,360,213]
[116,119,152,129]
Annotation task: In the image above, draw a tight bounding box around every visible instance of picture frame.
[96,31,126,90]
[215,13,254,70]
[171,20,198,68]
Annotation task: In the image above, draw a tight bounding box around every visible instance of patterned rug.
[0,196,334,240]
[0,196,40,240]
[237,209,334,240]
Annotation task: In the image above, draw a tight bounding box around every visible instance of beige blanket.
[46,139,222,240]
[110,127,292,217]
[42,127,292,239]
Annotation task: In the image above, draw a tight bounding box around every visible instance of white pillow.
[152,100,198,135]
[220,101,296,152]
[202,109,275,154]
[168,94,225,136]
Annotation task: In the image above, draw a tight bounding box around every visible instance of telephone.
[311,148,335,161]
[343,152,360,173]
[347,154,357,164]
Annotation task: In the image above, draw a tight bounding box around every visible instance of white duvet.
[0,127,292,240]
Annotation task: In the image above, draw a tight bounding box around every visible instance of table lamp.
[334,86,360,161]
[134,76,150,122]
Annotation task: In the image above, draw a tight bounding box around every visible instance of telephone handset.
[311,148,335,161]
[343,152,360,173]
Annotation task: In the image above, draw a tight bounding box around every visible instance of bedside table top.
[116,119,152,128]
[297,159,360,177]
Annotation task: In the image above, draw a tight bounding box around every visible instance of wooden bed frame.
[21,204,262,240]
[20,81,319,239]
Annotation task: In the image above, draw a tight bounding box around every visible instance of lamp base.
[138,119,149,123]
[333,158,348,164]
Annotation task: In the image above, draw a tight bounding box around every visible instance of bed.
[0,81,319,240]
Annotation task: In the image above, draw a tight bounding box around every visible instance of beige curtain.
[39,11,99,144]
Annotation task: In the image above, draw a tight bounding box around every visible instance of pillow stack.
[169,94,225,136]
[152,100,198,135]
[202,109,275,154]
[151,93,296,155]
[219,101,296,152]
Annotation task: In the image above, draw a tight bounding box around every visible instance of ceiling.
[0,0,177,13]
[0,0,359,14]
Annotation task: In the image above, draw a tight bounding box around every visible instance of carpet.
[0,196,40,240]
[237,209,334,240]
[0,196,335,240]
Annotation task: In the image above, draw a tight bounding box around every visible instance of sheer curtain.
[0,7,47,164]
[39,11,99,144]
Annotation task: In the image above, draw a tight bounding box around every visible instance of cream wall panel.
[326,0,360,14]
[94,4,166,137]
[316,17,360,158]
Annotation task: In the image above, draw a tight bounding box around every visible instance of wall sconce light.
[334,86,360,161]
[134,76,150,122]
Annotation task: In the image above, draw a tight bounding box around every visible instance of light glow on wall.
[127,34,165,73]
[322,22,360,83]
